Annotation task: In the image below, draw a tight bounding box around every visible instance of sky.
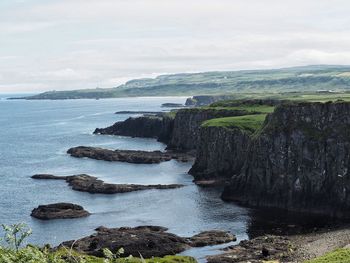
[1,0,350,93]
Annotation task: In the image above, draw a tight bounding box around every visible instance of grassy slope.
[304,248,350,263]
[20,65,350,99]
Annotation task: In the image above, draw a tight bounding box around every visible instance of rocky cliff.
[189,126,251,184]
[222,101,350,218]
[167,108,253,151]
[94,114,174,144]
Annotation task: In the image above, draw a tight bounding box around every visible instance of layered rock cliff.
[189,126,250,183]
[222,101,350,218]
[167,108,252,151]
[94,114,174,144]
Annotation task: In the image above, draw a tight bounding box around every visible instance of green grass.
[0,247,197,263]
[208,104,275,113]
[201,114,267,133]
[304,248,350,263]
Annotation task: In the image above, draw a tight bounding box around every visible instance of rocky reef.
[222,101,350,218]
[67,146,192,163]
[32,174,184,194]
[31,203,90,220]
[59,226,235,258]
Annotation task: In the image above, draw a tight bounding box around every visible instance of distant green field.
[202,114,267,133]
[16,65,350,100]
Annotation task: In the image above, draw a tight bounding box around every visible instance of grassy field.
[202,114,267,133]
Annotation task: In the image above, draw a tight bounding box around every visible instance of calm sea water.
[0,96,251,261]
[0,95,333,262]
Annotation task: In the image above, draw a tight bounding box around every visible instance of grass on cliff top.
[209,100,275,113]
[304,248,350,263]
[201,114,267,133]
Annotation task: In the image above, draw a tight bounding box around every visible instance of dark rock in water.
[189,126,251,183]
[31,203,90,220]
[161,103,184,108]
[223,101,350,218]
[32,174,184,194]
[59,226,235,258]
[67,146,193,164]
[94,115,174,144]
[59,226,190,258]
[207,235,293,263]
[188,230,236,247]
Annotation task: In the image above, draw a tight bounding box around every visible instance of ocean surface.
[0,95,331,262]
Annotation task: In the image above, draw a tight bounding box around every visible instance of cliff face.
[167,108,251,151]
[185,95,235,107]
[222,102,350,218]
[189,126,250,183]
[94,115,174,144]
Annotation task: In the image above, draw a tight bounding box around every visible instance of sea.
[0,95,331,262]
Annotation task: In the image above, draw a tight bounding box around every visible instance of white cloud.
[1,0,350,92]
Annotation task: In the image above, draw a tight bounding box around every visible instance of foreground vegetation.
[0,224,196,263]
[304,248,350,263]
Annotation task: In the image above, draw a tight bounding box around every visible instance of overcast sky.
[1,0,350,93]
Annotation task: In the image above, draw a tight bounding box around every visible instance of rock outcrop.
[32,174,184,194]
[94,115,174,144]
[188,230,236,247]
[31,203,90,220]
[207,235,293,263]
[189,126,251,184]
[59,226,235,258]
[223,101,350,218]
[67,146,192,164]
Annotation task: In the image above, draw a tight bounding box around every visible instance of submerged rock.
[67,146,193,164]
[31,203,90,220]
[207,235,293,263]
[32,174,184,194]
[59,226,235,258]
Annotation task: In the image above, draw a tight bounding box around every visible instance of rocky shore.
[31,203,90,220]
[67,146,193,163]
[32,174,184,194]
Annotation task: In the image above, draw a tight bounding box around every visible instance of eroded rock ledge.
[59,226,235,258]
[67,146,193,164]
[31,203,90,220]
[32,174,184,194]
